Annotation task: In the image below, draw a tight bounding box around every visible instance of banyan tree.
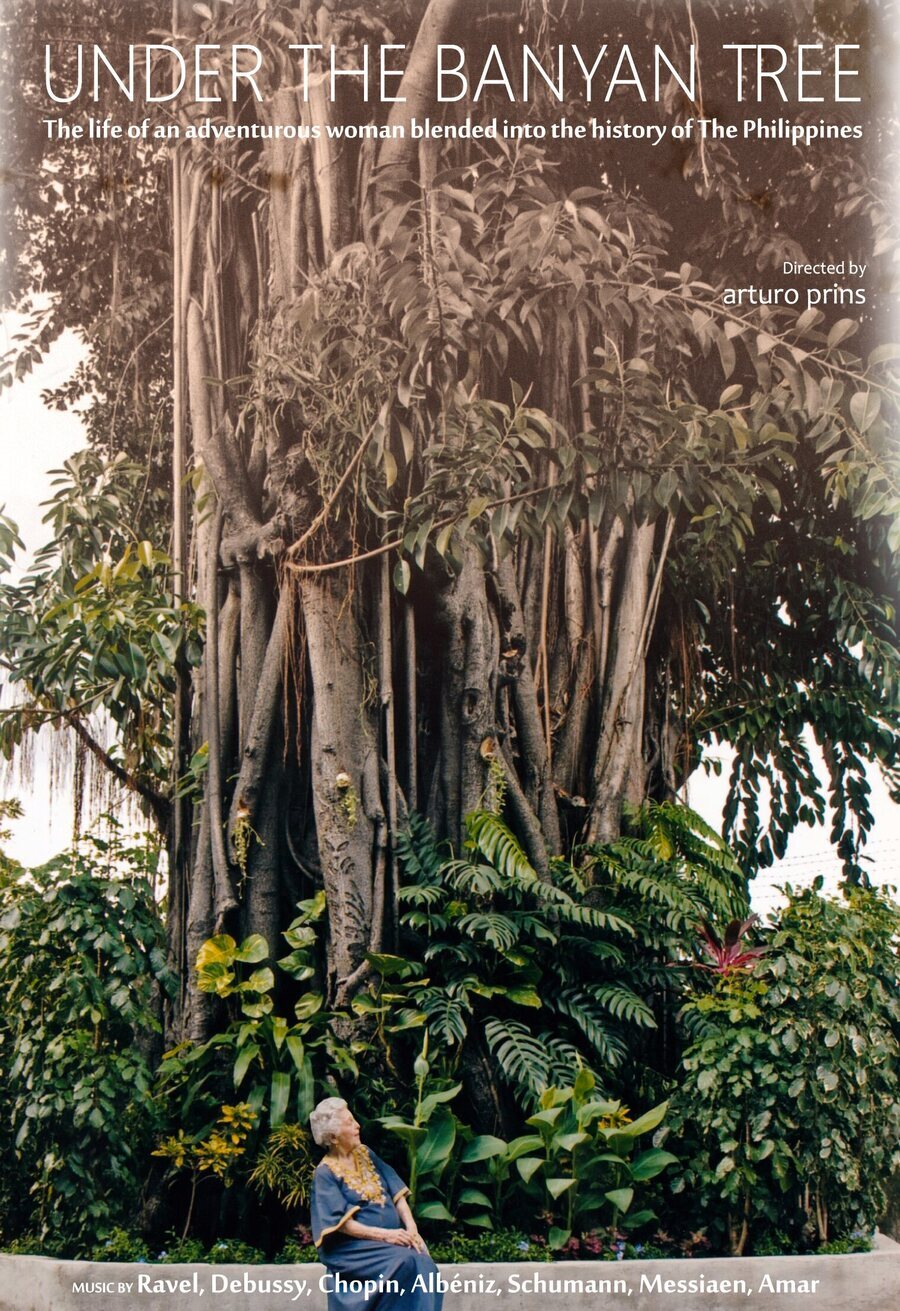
[2,0,897,1046]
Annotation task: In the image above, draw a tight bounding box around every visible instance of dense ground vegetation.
[0,817,896,1257]
[0,0,898,1260]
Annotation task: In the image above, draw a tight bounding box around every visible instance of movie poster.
[1,2,898,1309]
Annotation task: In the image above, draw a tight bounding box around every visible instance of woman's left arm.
[394,1196,427,1253]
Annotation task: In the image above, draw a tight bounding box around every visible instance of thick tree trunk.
[300,571,385,1005]
[432,545,497,848]
[585,517,657,846]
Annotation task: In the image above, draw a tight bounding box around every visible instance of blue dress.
[310,1148,443,1311]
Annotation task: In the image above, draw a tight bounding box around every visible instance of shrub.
[156,1236,208,1264]
[0,830,175,1252]
[666,883,899,1255]
[89,1227,151,1262]
[427,1229,552,1263]
[274,1228,318,1264]
[206,1238,266,1264]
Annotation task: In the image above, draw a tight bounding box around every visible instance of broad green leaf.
[516,1156,544,1183]
[195,935,237,969]
[233,1043,259,1088]
[416,1111,457,1174]
[419,1085,462,1120]
[285,1034,305,1073]
[504,1135,544,1162]
[416,1201,454,1221]
[620,1100,668,1137]
[244,967,274,993]
[553,1131,590,1153]
[294,992,324,1021]
[460,1135,507,1163]
[605,1187,634,1213]
[233,935,268,964]
[546,1176,576,1199]
[630,1148,679,1181]
[526,1107,564,1131]
[270,1071,290,1127]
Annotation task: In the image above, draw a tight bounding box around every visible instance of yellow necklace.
[323,1146,386,1205]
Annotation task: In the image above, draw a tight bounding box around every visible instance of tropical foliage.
[666,883,900,1255]
[0,829,173,1248]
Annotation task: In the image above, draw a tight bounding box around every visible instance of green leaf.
[270,1071,290,1127]
[460,1135,507,1163]
[233,935,268,964]
[503,1135,544,1162]
[416,1201,454,1221]
[553,1131,590,1153]
[381,1120,427,1146]
[630,1148,678,1181]
[655,469,678,507]
[546,1176,576,1199]
[244,967,275,994]
[548,1226,571,1250]
[419,1085,462,1120]
[393,560,411,595]
[285,1034,305,1072]
[620,1101,668,1137]
[365,952,418,978]
[196,935,237,969]
[416,1110,457,1175]
[294,993,324,1021]
[241,996,273,1018]
[233,1043,260,1088]
[605,1187,634,1213]
[506,985,542,1007]
[526,1107,564,1131]
[516,1156,544,1183]
[295,1056,316,1122]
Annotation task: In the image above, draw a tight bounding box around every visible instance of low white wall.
[2,1235,898,1311]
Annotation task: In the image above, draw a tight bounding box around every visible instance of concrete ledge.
[2,1236,898,1311]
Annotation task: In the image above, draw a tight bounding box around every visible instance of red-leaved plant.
[696,916,766,974]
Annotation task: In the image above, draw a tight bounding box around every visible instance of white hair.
[309,1096,348,1147]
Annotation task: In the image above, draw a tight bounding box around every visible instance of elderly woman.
[309,1097,443,1311]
